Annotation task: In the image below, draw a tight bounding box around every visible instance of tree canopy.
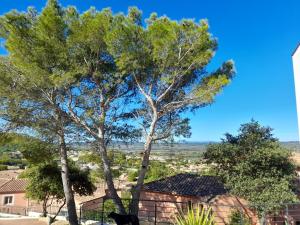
[203,120,298,215]
[106,7,235,213]
[22,161,95,223]
[0,0,235,217]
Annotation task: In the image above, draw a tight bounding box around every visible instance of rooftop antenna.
[292,43,300,142]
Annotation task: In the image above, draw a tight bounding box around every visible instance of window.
[4,196,13,205]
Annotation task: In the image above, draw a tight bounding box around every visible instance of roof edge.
[79,195,106,205]
[292,42,300,56]
[143,173,216,186]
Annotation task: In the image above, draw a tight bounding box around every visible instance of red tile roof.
[0,179,28,193]
[0,179,10,188]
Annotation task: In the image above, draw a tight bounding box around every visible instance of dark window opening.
[4,196,13,205]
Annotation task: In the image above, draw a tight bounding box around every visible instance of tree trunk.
[42,198,48,217]
[97,105,126,214]
[58,131,78,225]
[50,199,66,224]
[98,140,126,214]
[130,117,157,215]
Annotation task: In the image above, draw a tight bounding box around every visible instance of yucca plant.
[174,206,215,225]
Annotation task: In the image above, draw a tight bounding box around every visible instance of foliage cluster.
[128,160,175,182]
[228,210,251,225]
[0,0,234,217]
[203,121,298,214]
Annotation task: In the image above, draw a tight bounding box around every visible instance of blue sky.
[1,0,299,142]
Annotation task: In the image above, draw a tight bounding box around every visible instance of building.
[0,177,106,217]
[139,173,300,225]
[0,178,29,215]
[139,173,259,224]
[293,43,300,141]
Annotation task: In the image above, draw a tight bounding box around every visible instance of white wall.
[293,44,300,141]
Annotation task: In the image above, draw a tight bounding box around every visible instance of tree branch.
[133,74,156,114]
[50,199,66,223]
[160,83,222,116]
[66,91,98,138]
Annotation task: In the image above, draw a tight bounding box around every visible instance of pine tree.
[107,9,235,214]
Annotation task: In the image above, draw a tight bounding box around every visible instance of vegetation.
[0,1,84,223]
[107,7,235,214]
[228,210,251,225]
[128,160,175,182]
[22,161,95,223]
[0,164,8,171]
[0,0,234,218]
[203,120,298,215]
[174,206,215,225]
[79,150,128,181]
[0,133,52,169]
[79,149,175,183]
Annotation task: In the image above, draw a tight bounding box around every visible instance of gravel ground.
[0,218,47,225]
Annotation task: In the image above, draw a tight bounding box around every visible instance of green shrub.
[0,164,8,171]
[103,199,116,213]
[174,206,215,225]
[128,170,138,182]
[121,191,131,212]
[229,210,251,225]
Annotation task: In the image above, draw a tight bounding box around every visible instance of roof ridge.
[0,179,13,189]
[143,173,218,186]
[142,174,227,198]
[143,173,191,185]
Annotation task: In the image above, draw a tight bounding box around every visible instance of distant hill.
[111,141,300,152]
[41,139,300,153]
[110,142,210,152]
[281,141,300,151]
[73,141,211,153]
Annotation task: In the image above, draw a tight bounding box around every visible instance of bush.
[103,199,116,213]
[174,206,215,225]
[0,164,8,171]
[229,210,251,225]
[121,191,131,212]
[128,170,138,182]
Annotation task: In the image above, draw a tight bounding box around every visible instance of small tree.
[23,162,95,223]
[203,120,298,215]
[23,163,65,219]
[107,9,235,214]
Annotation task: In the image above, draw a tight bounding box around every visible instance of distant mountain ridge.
[74,141,300,152]
[281,141,300,151]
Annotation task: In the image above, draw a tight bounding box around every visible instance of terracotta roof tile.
[0,179,10,188]
[0,179,28,193]
[143,173,227,198]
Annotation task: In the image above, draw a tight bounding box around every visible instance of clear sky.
[0,0,299,142]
